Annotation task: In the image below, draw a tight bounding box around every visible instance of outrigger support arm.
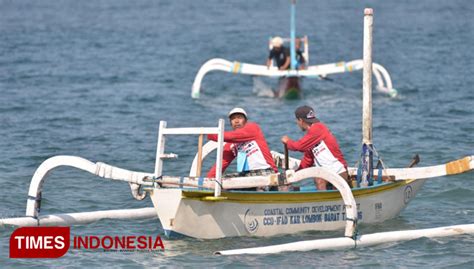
[191,58,396,99]
[270,151,474,181]
[378,155,474,180]
[25,155,154,218]
[288,167,358,238]
[22,120,228,220]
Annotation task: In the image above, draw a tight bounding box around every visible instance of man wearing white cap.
[207,107,277,178]
[266,36,290,70]
[281,105,349,190]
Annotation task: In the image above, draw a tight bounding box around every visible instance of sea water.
[1,0,473,267]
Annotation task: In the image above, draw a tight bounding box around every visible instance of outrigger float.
[191,1,398,99]
[2,9,473,254]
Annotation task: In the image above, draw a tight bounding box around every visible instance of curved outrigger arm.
[289,167,358,238]
[376,155,474,180]
[25,155,154,219]
[191,58,397,98]
[270,151,474,181]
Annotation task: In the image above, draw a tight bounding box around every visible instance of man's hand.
[266,59,272,69]
[281,135,290,144]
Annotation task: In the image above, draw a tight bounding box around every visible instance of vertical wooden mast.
[361,8,374,187]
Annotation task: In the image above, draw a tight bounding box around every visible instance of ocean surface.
[1,0,473,267]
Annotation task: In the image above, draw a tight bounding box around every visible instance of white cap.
[228,107,247,118]
[271,36,283,47]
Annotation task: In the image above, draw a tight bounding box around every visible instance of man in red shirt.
[281,105,349,190]
[207,108,277,178]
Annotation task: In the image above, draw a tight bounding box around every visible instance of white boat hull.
[150,179,426,239]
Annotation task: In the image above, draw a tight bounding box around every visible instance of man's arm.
[267,50,274,69]
[207,143,235,178]
[284,130,322,152]
[298,51,306,64]
[298,151,314,170]
[298,51,306,70]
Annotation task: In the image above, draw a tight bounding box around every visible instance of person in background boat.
[207,108,278,178]
[267,36,290,70]
[294,38,306,70]
[281,105,350,190]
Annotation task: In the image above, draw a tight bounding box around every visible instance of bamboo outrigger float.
[1,8,473,254]
[191,1,398,99]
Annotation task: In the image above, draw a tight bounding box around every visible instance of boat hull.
[150,179,426,239]
[276,76,302,99]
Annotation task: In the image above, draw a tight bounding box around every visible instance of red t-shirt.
[286,122,347,174]
[207,122,277,178]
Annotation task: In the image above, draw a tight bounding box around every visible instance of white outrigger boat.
[191,1,398,99]
[2,8,473,254]
[2,121,471,239]
[2,119,471,240]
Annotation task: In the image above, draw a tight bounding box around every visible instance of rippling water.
[1,0,473,267]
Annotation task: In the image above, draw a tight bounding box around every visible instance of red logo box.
[10,227,70,258]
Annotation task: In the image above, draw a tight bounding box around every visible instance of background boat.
[191,2,396,100]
